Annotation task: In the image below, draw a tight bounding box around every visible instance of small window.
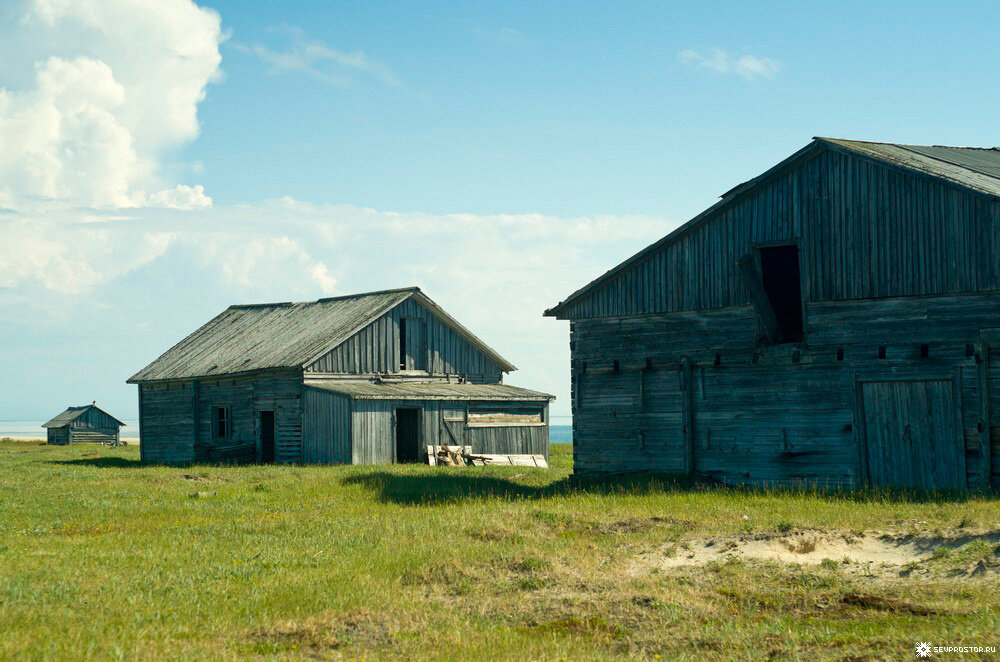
[878,345,887,360]
[645,358,653,370]
[398,318,407,370]
[920,344,929,359]
[612,359,620,373]
[836,347,844,361]
[212,406,231,440]
[759,244,803,342]
[714,353,721,366]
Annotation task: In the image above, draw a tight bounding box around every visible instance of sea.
[1,420,573,443]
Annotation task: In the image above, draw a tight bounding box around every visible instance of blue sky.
[1,0,999,421]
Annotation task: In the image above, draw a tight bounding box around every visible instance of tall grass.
[1,440,997,660]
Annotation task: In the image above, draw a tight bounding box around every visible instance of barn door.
[400,318,427,371]
[859,378,964,489]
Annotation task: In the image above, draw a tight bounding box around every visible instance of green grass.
[1,440,999,660]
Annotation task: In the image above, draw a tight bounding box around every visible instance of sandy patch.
[641,530,1000,576]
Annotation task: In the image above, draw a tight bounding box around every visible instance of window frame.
[211,405,232,441]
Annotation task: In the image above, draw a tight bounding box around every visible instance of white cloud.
[0,0,222,209]
[147,185,213,210]
[237,26,401,89]
[679,48,780,80]
[0,201,677,417]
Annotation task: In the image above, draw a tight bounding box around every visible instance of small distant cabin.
[42,403,125,445]
[547,138,1000,491]
[127,287,554,465]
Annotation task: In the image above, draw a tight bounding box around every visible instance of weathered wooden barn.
[128,287,553,465]
[42,403,124,445]
[546,138,1000,491]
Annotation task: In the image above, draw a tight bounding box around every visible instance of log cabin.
[546,138,1000,491]
[128,287,553,465]
[42,403,124,445]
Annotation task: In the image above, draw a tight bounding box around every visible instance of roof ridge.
[225,286,422,310]
[316,286,420,303]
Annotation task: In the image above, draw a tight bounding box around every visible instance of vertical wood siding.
[139,381,196,464]
[302,388,351,464]
[351,400,549,464]
[557,148,1000,320]
[306,298,504,382]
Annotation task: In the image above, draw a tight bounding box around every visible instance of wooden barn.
[42,403,125,445]
[546,138,1000,491]
[128,287,553,465]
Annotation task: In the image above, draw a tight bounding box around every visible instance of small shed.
[42,403,125,445]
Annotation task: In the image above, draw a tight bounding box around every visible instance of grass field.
[2,440,999,660]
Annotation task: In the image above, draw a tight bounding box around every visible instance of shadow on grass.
[49,457,144,469]
[343,471,985,506]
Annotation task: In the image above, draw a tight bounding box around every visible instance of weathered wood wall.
[351,400,549,464]
[570,293,998,488]
[302,388,352,464]
[139,371,303,464]
[555,148,1000,320]
[140,381,197,463]
[46,428,70,445]
[306,298,504,382]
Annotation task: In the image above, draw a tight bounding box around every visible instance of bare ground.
[635,529,1000,578]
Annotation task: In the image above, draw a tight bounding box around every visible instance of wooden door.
[260,411,275,464]
[395,408,421,463]
[860,379,964,489]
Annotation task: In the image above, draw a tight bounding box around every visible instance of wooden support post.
[681,357,695,476]
[736,254,784,344]
[977,343,992,491]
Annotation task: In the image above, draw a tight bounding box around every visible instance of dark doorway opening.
[260,410,275,464]
[395,408,421,463]
[759,244,803,342]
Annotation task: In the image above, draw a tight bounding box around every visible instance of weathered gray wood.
[681,357,694,476]
[736,254,784,343]
[551,140,1000,490]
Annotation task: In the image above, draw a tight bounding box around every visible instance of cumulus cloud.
[237,26,401,89]
[678,48,780,80]
[0,0,222,209]
[0,201,676,416]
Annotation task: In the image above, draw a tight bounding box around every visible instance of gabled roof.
[128,287,516,383]
[305,380,553,401]
[545,137,1000,318]
[42,404,125,428]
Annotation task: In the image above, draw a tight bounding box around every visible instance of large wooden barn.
[546,138,1000,491]
[128,287,552,465]
[42,403,125,445]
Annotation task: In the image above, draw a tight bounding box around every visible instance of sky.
[1,0,999,421]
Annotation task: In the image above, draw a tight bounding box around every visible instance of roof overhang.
[305,379,553,401]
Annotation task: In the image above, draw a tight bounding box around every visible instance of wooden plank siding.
[554,148,1000,320]
[555,143,1000,489]
[569,293,998,487]
[306,298,504,383]
[351,400,549,464]
[139,381,197,464]
[302,388,352,464]
[139,371,302,465]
